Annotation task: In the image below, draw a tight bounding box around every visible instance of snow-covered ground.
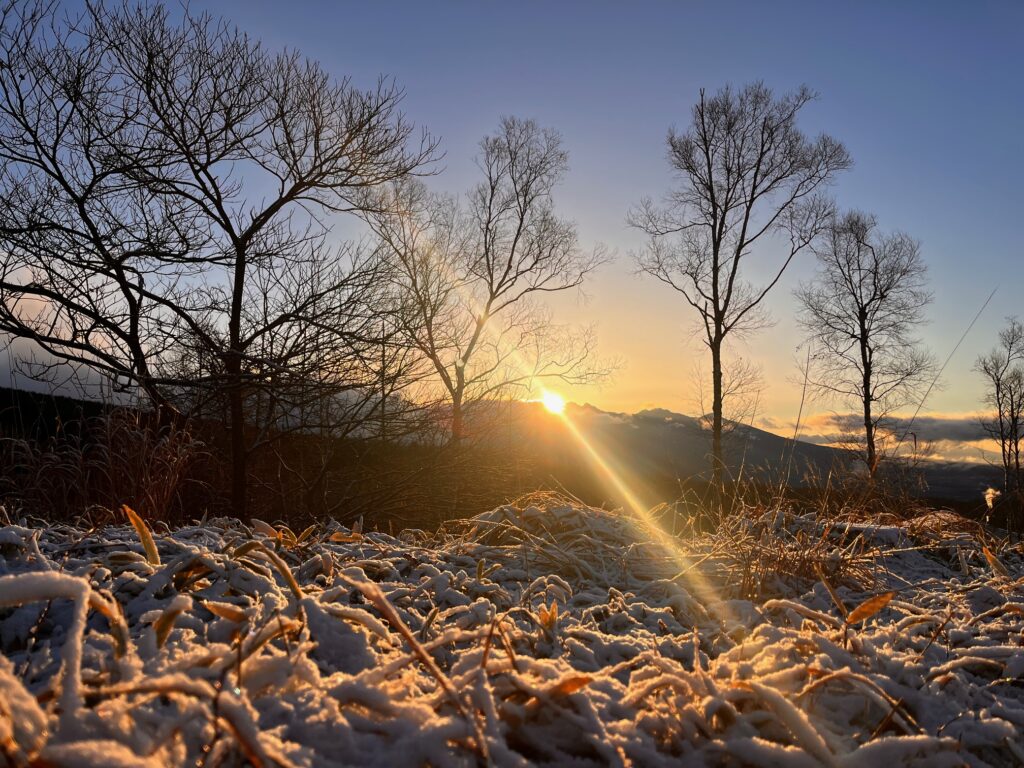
[1,503,1022,766]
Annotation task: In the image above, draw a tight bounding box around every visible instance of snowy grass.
[1,499,1023,766]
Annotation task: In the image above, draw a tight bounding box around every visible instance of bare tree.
[630,82,850,489]
[689,353,764,434]
[0,1,181,408]
[976,318,1024,497]
[366,117,609,443]
[0,2,435,515]
[796,211,935,476]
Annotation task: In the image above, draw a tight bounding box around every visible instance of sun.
[540,391,566,414]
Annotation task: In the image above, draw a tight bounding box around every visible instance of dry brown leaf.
[251,519,279,539]
[173,561,214,592]
[329,532,362,543]
[153,602,189,648]
[279,526,297,547]
[538,600,558,631]
[549,675,592,697]
[320,553,334,580]
[846,591,895,625]
[524,675,595,716]
[232,540,262,559]
[108,551,147,564]
[87,592,129,658]
[205,601,248,623]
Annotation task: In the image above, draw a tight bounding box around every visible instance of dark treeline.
[0,384,531,527]
[0,385,998,533]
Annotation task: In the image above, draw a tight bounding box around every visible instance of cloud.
[899,415,990,443]
[790,411,991,444]
[928,440,995,463]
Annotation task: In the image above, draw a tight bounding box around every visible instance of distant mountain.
[499,401,999,504]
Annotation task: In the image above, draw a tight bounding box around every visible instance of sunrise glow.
[541,391,566,414]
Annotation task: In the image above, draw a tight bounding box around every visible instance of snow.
[0,503,1022,766]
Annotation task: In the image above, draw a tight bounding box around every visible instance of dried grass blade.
[343,575,490,762]
[257,544,303,602]
[743,681,837,766]
[87,591,129,658]
[154,596,192,648]
[982,545,1010,579]
[123,504,160,566]
[816,566,848,619]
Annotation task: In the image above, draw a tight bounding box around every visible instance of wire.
[894,286,997,452]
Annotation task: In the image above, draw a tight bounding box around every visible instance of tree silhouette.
[796,211,935,476]
[0,2,435,515]
[631,82,850,492]
[365,117,609,442]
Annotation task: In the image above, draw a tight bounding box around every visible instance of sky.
[49,0,1024,459]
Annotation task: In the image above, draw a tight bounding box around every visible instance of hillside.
[0,385,999,514]
[501,402,999,505]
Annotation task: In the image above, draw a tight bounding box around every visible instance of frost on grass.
[0,502,1023,766]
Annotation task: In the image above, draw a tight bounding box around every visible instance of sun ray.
[550,408,732,618]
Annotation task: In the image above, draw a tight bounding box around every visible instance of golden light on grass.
[544,399,732,619]
[541,390,566,414]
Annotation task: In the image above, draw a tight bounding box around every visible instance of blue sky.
[183,1,1023,452]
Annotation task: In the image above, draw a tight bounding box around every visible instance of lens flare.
[541,391,566,414]
[548,407,733,621]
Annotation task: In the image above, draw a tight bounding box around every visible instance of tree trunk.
[1012,408,1021,494]
[228,361,247,518]
[858,316,877,478]
[710,338,724,496]
[451,395,464,444]
[862,378,876,477]
[228,244,248,518]
[380,317,387,443]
